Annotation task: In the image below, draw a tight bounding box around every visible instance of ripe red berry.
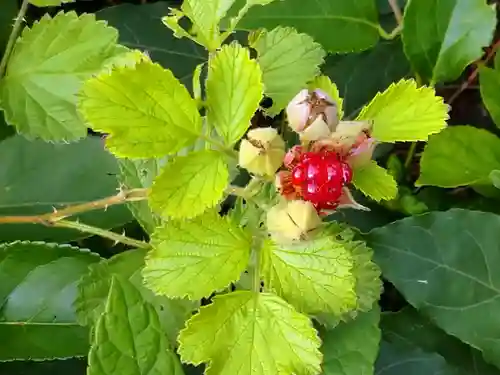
[290,151,352,210]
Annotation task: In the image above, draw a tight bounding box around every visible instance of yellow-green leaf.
[207,43,263,145]
[309,75,344,120]
[0,11,118,141]
[352,160,398,201]
[178,291,322,375]
[357,79,449,142]
[79,61,202,158]
[250,26,325,116]
[29,0,74,6]
[260,236,356,316]
[149,150,228,219]
[143,211,252,300]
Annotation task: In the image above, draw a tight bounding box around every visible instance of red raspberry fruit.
[291,151,352,210]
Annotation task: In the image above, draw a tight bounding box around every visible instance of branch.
[0,188,150,249]
[388,0,403,25]
[0,0,29,77]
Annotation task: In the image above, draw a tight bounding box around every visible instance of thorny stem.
[447,39,500,105]
[0,188,150,248]
[56,220,150,249]
[0,0,29,77]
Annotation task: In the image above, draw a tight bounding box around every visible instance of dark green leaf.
[76,249,195,347]
[0,135,132,242]
[367,209,500,368]
[323,39,410,116]
[380,307,500,375]
[402,0,495,84]
[0,241,99,361]
[88,275,184,375]
[96,2,207,90]
[236,0,380,53]
[321,307,381,375]
[480,67,500,130]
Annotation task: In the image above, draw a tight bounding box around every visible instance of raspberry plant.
[1,0,500,374]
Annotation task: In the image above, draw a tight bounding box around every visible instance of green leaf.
[79,61,202,158]
[237,0,380,53]
[178,291,322,375]
[0,11,119,142]
[352,160,398,201]
[402,0,495,84]
[75,249,195,347]
[96,2,207,91]
[149,150,228,219]
[367,208,500,369]
[250,26,325,116]
[324,39,410,116]
[165,0,236,51]
[260,236,356,316]
[88,275,184,375]
[207,42,263,145]
[357,79,449,142]
[0,241,100,361]
[29,0,74,6]
[417,126,500,188]
[309,75,344,120]
[118,158,163,234]
[321,307,381,375]
[0,135,132,242]
[143,211,252,300]
[480,66,500,130]
[380,307,500,375]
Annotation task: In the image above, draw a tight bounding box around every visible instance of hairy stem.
[56,220,150,249]
[0,188,150,248]
[0,0,29,77]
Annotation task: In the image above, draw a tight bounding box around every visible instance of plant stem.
[0,188,150,248]
[0,0,29,77]
[387,0,403,25]
[404,141,417,170]
[56,220,150,249]
[252,247,261,293]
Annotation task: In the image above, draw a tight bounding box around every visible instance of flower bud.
[286,89,339,140]
[239,127,286,177]
[267,200,322,242]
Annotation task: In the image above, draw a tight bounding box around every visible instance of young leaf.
[149,150,228,219]
[0,11,118,141]
[352,160,398,201]
[260,236,357,316]
[75,249,195,347]
[309,75,344,120]
[417,126,500,188]
[250,26,325,116]
[88,276,184,375]
[324,39,410,116]
[118,158,163,234]
[79,61,202,158]
[402,0,495,84]
[237,0,380,53]
[357,79,449,142]
[0,241,100,361]
[164,0,235,51]
[0,135,132,242]
[178,291,322,375]
[143,211,252,300]
[206,43,263,145]
[367,209,500,369]
[321,307,381,375]
[480,66,500,129]
[29,0,74,6]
